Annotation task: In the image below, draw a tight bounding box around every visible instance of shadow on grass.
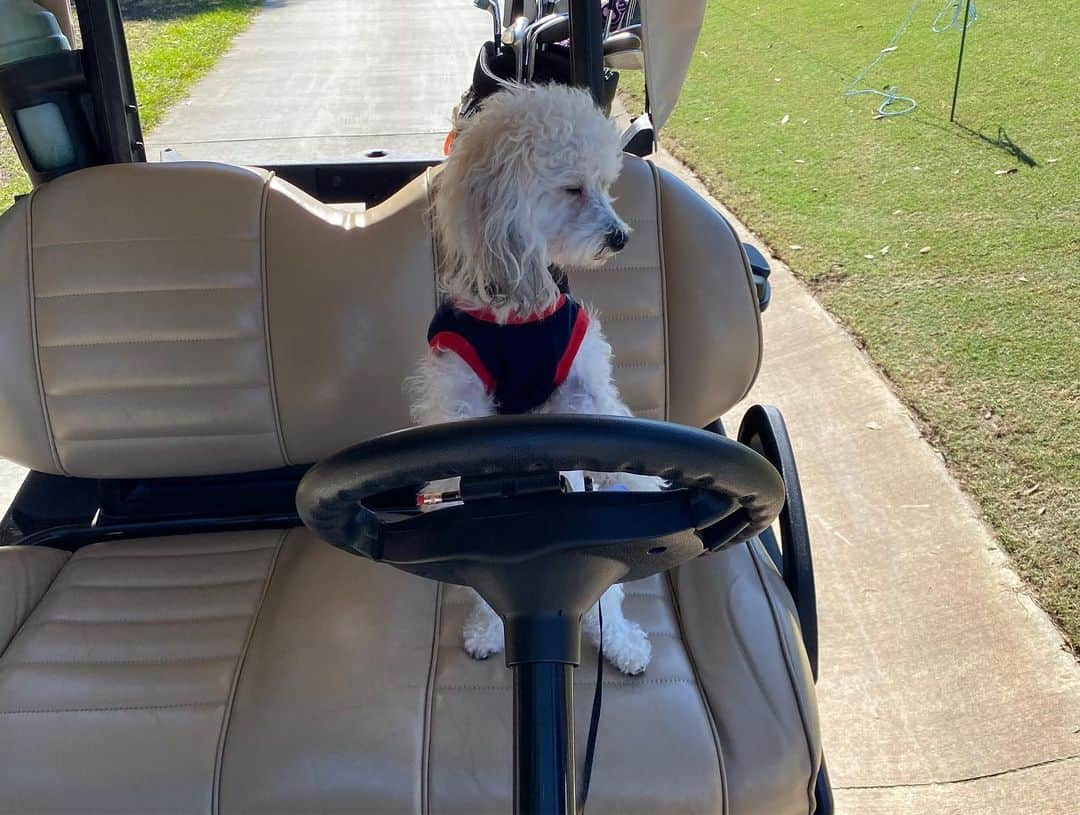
[119,0,260,23]
[956,124,1039,167]
[909,116,1040,168]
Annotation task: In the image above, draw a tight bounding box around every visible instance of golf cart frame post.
[75,0,144,164]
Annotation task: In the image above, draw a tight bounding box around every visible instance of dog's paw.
[463,616,505,660]
[601,619,652,676]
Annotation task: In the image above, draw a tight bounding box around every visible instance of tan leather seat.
[0,159,819,814]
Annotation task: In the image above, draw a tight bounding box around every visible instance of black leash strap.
[577,604,603,814]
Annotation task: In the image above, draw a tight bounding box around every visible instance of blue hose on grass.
[842,0,977,118]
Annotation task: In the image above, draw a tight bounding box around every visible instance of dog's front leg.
[462,588,505,659]
[409,350,507,659]
[583,584,652,675]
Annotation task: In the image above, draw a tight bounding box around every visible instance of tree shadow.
[119,0,261,23]
[957,124,1039,167]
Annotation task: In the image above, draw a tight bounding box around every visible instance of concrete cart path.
[4,0,1079,811]
[0,459,24,516]
[146,0,490,163]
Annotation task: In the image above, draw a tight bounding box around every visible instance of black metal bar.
[737,405,819,681]
[815,755,836,814]
[568,0,605,104]
[949,0,973,123]
[514,662,575,815]
[73,0,144,162]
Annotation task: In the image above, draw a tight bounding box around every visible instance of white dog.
[410,84,653,675]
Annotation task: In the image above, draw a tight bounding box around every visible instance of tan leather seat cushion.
[0,158,761,478]
[0,531,819,814]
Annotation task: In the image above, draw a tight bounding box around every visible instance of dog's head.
[433,84,629,318]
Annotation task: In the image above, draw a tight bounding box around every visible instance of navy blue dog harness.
[427,292,590,414]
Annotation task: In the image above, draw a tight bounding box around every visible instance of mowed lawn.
[0,0,259,210]
[650,2,1078,648]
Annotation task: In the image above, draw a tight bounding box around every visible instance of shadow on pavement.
[119,0,261,23]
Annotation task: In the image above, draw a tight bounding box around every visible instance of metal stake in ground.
[949,0,974,122]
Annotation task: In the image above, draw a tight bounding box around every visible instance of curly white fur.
[411,84,653,675]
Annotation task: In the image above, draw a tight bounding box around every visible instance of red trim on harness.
[429,331,496,391]
[554,308,590,386]
[462,294,567,325]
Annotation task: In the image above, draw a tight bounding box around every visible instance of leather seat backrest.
[0,158,761,478]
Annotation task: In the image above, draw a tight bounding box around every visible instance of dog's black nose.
[605,228,629,252]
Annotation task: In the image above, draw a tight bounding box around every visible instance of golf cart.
[0,1,831,812]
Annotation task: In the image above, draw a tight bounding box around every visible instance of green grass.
[633,1,1079,650]
[0,0,260,209]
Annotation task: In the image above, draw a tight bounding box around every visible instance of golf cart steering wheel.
[297,415,785,603]
[297,415,786,815]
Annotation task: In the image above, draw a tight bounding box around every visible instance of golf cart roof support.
[567,0,606,104]
[73,0,145,164]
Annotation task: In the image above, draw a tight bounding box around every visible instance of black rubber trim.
[737,404,819,681]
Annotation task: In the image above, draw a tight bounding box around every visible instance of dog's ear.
[433,103,557,314]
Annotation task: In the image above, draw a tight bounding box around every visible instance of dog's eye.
[564,186,584,196]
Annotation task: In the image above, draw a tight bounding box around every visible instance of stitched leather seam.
[649,162,672,421]
[32,235,258,248]
[41,334,262,350]
[665,571,730,815]
[0,701,223,715]
[47,382,270,399]
[212,529,288,815]
[63,578,265,591]
[25,614,253,627]
[3,656,238,667]
[425,168,441,309]
[58,430,278,444]
[76,545,278,561]
[35,285,261,299]
[614,361,663,370]
[0,551,69,658]
[259,173,290,466]
[435,678,695,691]
[747,543,819,812]
[25,188,65,475]
[571,264,660,273]
[421,582,443,815]
[599,311,662,322]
